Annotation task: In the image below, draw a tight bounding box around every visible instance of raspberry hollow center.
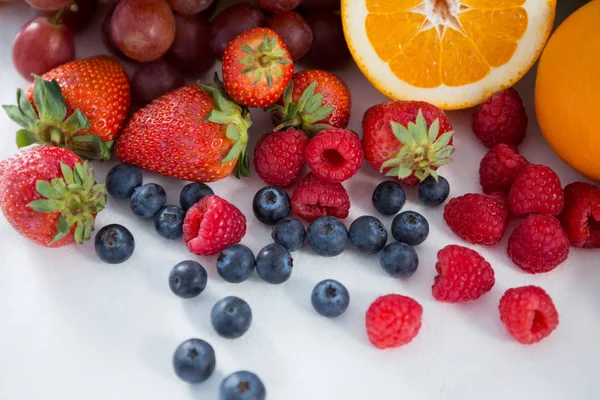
[531,310,548,334]
[322,149,346,168]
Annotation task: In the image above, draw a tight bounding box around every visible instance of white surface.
[0,2,598,400]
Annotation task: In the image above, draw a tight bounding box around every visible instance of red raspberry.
[508,164,564,216]
[508,214,569,274]
[365,294,422,349]
[443,193,509,245]
[479,144,528,195]
[499,286,559,345]
[254,128,309,187]
[472,88,528,148]
[183,195,247,256]
[305,128,363,183]
[560,182,600,248]
[291,172,350,222]
[432,245,495,303]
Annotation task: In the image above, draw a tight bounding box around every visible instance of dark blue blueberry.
[380,242,419,278]
[311,279,350,318]
[252,186,291,225]
[348,216,388,254]
[391,211,429,246]
[94,224,135,264]
[169,260,207,299]
[255,243,293,284]
[372,180,406,215]
[154,205,185,239]
[271,218,305,252]
[211,296,252,339]
[105,164,143,199]
[173,338,216,383]
[130,183,167,219]
[217,244,256,283]
[180,182,214,211]
[306,216,348,257]
[418,175,450,207]
[220,371,266,400]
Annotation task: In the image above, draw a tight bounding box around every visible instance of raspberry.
[507,214,569,274]
[560,182,600,248]
[472,88,528,148]
[305,128,363,183]
[365,294,422,349]
[291,172,350,222]
[508,164,564,216]
[254,128,309,187]
[479,144,528,195]
[499,286,559,344]
[183,195,247,256]
[443,193,509,245]
[432,245,495,303]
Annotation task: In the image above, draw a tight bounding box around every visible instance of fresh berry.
[311,279,350,318]
[432,245,495,303]
[173,339,216,383]
[291,172,350,222]
[254,128,309,187]
[222,27,293,108]
[272,217,306,252]
[479,144,528,195]
[211,296,253,339]
[106,164,143,199]
[130,183,167,219]
[472,88,528,149]
[508,214,569,274]
[252,186,291,225]
[380,242,418,278]
[183,195,247,256]
[499,286,559,345]
[372,180,405,215]
[391,211,429,246]
[220,371,266,400]
[217,244,256,283]
[443,193,509,246]
[154,205,185,240]
[306,216,348,257]
[255,243,293,284]
[363,101,454,185]
[169,260,208,298]
[365,294,422,349]
[508,164,564,216]
[560,182,600,248]
[348,216,388,255]
[418,175,450,206]
[305,128,363,183]
[180,182,214,211]
[94,224,135,264]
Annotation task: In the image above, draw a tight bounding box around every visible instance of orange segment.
[461,0,525,8]
[366,12,426,61]
[366,0,422,13]
[389,28,442,88]
[440,28,489,86]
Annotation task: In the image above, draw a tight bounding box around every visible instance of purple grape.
[257,0,302,13]
[101,8,129,60]
[209,3,267,59]
[305,11,350,69]
[25,0,70,10]
[131,60,185,105]
[39,0,98,33]
[165,14,214,75]
[301,0,339,10]
[267,11,313,61]
[168,0,214,15]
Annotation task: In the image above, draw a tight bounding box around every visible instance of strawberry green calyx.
[239,34,291,88]
[381,110,455,182]
[28,161,107,244]
[2,75,111,161]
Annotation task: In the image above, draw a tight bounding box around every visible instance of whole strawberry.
[222,27,293,108]
[508,164,564,216]
[291,172,350,222]
[560,182,600,248]
[479,144,528,195]
[305,128,363,183]
[254,128,309,187]
[365,294,422,349]
[362,101,454,186]
[0,146,106,247]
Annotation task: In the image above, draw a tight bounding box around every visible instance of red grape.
[110,0,176,62]
[168,0,214,15]
[131,60,185,105]
[305,11,350,69]
[200,0,217,17]
[39,0,98,33]
[12,16,75,81]
[165,14,214,75]
[257,0,301,13]
[209,3,267,59]
[301,0,339,10]
[101,8,129,60]
[25,0,70,10]
[267,12,313,61]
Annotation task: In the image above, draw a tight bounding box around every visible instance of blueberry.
[380,242,419,278]
[271,218,305,252]
[372,180,406,215]
[154,205,185,239]
[130,183,167,219]
[211,296,253,339]
[169,260,207,299]
[418,175,450,206]
[252,186,290,225]
[217,244,256,283]
[94,224,135,264]
[173,338,216,383]
[391,211,429,246]
[180,182,214,211]
[349,216,388,254]
[105,164,143,199]
[255,243,293,284]
[220,371,266,400]
[311,279,350,318]
[306,216,348,257]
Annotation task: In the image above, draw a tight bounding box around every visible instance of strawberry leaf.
[36,180,63,199]
[15,129,37,148]
[391,121,413,146]
[17,88,38,122]
[28,199,63,213]
[428,119,440,143]
[50,214,70,243]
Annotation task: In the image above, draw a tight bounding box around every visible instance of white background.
[0,1,598,399]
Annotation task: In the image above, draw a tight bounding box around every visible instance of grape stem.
[50,1,79,25]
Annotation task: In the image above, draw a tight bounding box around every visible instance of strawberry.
[362,101,455,186]
[115,76,253,182]
[0,146,106,248]
[222,27,293,108]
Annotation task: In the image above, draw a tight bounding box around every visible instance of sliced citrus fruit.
[342,0,556,109]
